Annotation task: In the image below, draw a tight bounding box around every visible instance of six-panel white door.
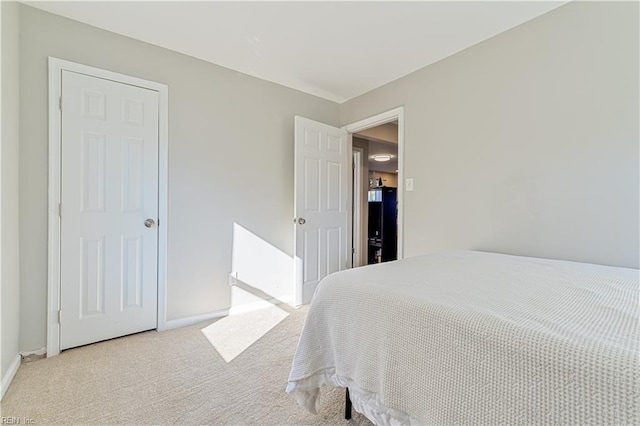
[60,70,159,350]
[294,116,350,305]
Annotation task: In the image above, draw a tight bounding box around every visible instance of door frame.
[46,57,169,357]
[351,147,364,267]
[343,106,405,260]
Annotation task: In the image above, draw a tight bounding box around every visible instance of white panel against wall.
[81,236,105,318]
[121,235,143,310]
[122,137,144,212]
[327,135,342,153]
[305,128,321,149]
[81,131,106,212]
[326,161,342,212]
[122,98,144,127]
[304,157,321,212]
[81,90,106,120]
[326,227,341,275]
[303,229,320,284]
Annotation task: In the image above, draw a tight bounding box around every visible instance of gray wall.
[15,1,640,353]
[341,1,639,269]
[19,5,339,352]
[1,0,21,385]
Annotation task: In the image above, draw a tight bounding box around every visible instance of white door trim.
[47,57,169,357]
[343,106,405,260]
[0,1,4,379]
[352,147,364,267]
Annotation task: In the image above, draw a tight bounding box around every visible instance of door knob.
[144,218,156,228]
[297,218,306,225]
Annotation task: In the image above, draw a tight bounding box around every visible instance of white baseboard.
[163,296,293,331]
[20,347,47,363]
[20,347,46,357]
[228,295,292,316]
[164,308,229,330]
[1,354,21,401]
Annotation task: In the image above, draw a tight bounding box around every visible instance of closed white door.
[294,116,350,305]
[60,70,159,350]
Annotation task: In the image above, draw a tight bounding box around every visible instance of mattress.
[286,250,639,425]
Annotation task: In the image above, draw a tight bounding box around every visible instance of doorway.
[47,58,169,357]
[292,108,404,303]
[344,107,404,268]
[357,127,399,265]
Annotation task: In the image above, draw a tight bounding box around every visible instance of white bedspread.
[286,251,639,425]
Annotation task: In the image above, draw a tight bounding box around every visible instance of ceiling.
[367,140,398,174]
[354,123,399,174]
[24,1,568,103]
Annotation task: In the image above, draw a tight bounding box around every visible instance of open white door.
[294,116,351,305]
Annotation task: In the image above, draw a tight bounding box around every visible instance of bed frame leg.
[345,387,352,420]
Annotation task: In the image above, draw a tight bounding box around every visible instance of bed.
[286,250,639,425]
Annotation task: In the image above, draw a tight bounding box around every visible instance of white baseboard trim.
[1,354,21,401]
[20,347,46,357]
[163,296,294,331]
[228,296,292,316]
[164,308,229,330]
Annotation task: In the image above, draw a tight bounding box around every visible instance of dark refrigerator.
[367,187,397,264]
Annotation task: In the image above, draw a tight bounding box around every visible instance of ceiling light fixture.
[373,154,392,162]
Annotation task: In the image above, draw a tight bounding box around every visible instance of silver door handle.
[144,218,156,228]
[297,218,306,225]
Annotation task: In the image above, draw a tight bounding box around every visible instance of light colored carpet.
[1,305,372,425]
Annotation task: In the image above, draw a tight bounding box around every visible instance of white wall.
[1,0,21,398]
[14,1,640,354]
[18,5,339,352]
[341,1,639,269]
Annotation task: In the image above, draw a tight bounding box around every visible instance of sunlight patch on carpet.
[201,305,289,362]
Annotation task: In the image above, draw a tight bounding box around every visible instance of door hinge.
[58,203,62,217]
[59,96,62,110]
[352,247,355,254]
[58,310,62,324]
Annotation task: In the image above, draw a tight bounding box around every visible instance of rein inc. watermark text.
[1,417,35,425]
